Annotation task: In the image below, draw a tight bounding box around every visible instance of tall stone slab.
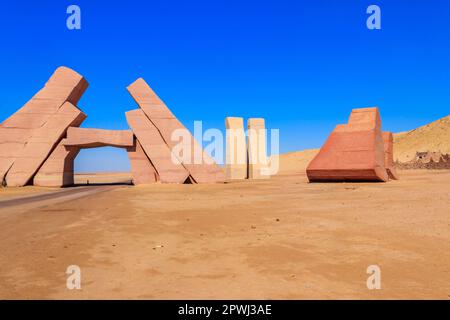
[225,117,247,180]
[306,107,389,182]
[0,67,88,184]
[382,132,399,180]
[127,78,225,183]
[127,139,158,185]
[247,118,270,179]
[6,102,86,187]
[33,140,80,187]
[125,109,190,184]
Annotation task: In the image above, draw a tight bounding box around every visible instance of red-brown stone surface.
[125,109,190,184]
[306,107,389,182]
[382,131,399,180]
[127,78,225,183]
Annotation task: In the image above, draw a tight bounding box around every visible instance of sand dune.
[275,149,319,174]
[393,115,450,162]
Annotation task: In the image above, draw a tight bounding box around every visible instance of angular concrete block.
[64,127,134,149]
[127,78,225,183]
[126,109,190,184]
[306,107,389,182]
[127,139,158,185]
[382,132,399,180]
[225,117,247,180]
[6,102,87,187]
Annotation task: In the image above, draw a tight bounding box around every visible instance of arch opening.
[74,146,133,186]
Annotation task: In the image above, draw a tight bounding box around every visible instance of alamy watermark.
[66,265,81,290]
[169,122,280,176]
[367,5,381,30]
[366,265,381,290]
[67,5,81,30]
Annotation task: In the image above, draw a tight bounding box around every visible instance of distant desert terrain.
[0,115,449,299]
[394,115,450,162]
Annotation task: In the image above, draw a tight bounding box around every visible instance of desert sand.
[0,168,449,299]
[1,114,449,299]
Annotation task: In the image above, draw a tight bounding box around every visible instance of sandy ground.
[74,172,132,185]
[0,185,57,199]
[0,169,449,299]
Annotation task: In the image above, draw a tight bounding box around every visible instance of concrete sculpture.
[0,67,88,186]
[0,66,225,187]
[306,107,393,182]
[127,78,225,184]
[247,118,270,179]
[225,117,247,180]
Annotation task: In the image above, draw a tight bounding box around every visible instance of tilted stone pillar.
[6,102,86,187]
[0,67,88,185]
[126,109,191,184]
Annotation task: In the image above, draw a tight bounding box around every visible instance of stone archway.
[0,66,225,187]
[33,127,157,187]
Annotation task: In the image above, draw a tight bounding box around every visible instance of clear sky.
[1,0,449,172]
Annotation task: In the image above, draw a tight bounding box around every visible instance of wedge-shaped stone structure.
[225,117,247,180]
[382,132,399,180]
[0,67,88,185]
[306,107,389,182]
[127,79,225,183]
[125,109,190,184]
[6,102,86,187]
[247,118,270,179]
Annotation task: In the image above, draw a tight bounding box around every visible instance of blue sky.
[1,0,449,172]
